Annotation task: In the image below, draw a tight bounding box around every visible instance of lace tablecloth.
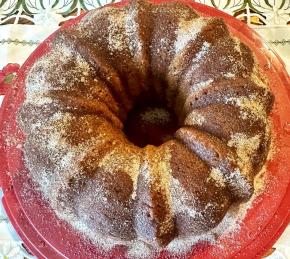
[0,0,289,258]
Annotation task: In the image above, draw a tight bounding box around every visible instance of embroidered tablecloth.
[0,0,289,258]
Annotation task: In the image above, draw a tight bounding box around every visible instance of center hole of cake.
[124,98,178,148]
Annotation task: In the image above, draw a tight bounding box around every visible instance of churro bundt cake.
[18,0,274,254]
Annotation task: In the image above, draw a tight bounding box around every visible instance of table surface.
[0,0,289,258]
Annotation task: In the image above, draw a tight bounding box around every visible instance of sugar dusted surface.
[108,11,128,52]
[174,18,206,53]
[226,94,267,123]
[170,177,198,219]
[208,168,226,188]
[18,0,275,258]
[166,165,268,256]
[193,77,213,91]
[184,110,205,126]
[228,133,261,174]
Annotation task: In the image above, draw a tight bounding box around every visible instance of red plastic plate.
[0,1,290,258]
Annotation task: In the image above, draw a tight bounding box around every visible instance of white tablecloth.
[0,2,289,258]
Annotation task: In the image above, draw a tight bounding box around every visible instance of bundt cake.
[18,0,274,255]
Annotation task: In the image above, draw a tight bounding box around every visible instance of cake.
[18,0,274,254]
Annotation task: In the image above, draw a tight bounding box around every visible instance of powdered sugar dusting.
[208,168,226,187]
[124,7,142,56]
[18,0,274,257]
[107,7,142,57]
[224,72,235,78]
[170,178,198,218]
[228,133,261,173]
[226,168,253,198]
[233,37,241,54]
[251,69,268,89]
[26,42,92,96]
[194,78,213,91]
[149,145,174,217]
[226,94,267,123]
[108,10,127,52]
[174,18,206,53]
[194,41,211,61]
[98,144,142,189]
[184,110,205,126]
[166,166,268,256]
[127,241,152,258]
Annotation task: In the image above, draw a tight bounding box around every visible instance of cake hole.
[124,94,179,148]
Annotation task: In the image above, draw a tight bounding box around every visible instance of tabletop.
[0,0,289,258]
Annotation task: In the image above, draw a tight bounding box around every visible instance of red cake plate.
[0,0,290,258]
